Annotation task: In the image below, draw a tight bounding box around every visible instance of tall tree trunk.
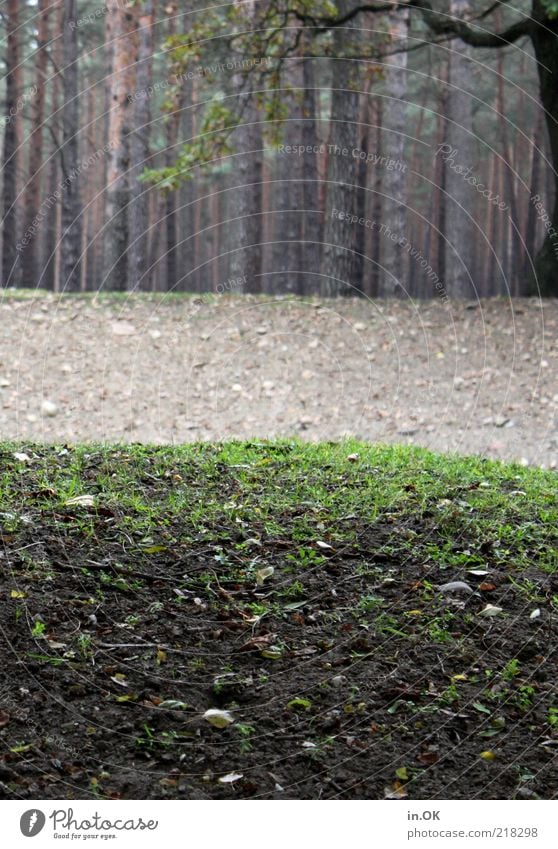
[381,8,409,296]
[368,98,383,298]
[60,0,82,291]
[105,0,137,290]
[21,0,49,287]
[162,0,183,293]
[42,0,64,291]
[228,1,263,293]
[528,0,558,296]
[496,48,522,296]
[484,151,498,296]
[179,74,198,291]
[443,0,475,298]
[320,0,363,296]
[272,62,304,295]
[2,0,23,287]
[434,65,447,293]
[128,0,153,291]
[523,110,543,284]
[301,41,322,292]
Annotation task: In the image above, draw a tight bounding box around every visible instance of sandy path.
[0,293,556,467]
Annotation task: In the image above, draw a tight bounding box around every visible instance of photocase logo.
[20,809,46,837]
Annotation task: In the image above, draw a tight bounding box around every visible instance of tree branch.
[290,0,533,47]
[408,0,532,46]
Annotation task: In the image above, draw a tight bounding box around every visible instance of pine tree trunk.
[60,0,82,291]
[528,0,558,296]
[42,1,64,291]
[301,44,322,291]
[320,0,363,296]
[381,8,409,296]
[443,0,475,298]
[128,1,153,291]
[179,74,197,292]
[523,110,543,284]
[2,0,23,287]
[368,98,383,298]
[21,0,49,287]
[105,0,137,290]
[272,61,304,295]
[496,50,522,296]
[228,3,263,293]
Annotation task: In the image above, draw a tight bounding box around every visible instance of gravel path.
[1,292,556,467]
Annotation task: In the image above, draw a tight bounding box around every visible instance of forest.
[1,0,557,300]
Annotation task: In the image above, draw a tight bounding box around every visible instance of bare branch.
[288,0,532,47]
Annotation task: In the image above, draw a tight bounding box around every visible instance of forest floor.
[0,291,556,468]
[0,441,556,800]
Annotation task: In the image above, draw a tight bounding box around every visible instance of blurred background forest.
[0,0,556,300]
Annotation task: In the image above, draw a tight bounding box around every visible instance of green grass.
[2,439,556,581]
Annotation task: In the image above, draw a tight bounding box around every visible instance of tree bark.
[105,0,137,291]
[2,0,23,287]
[381,8,409,296]
[228,1,263,293]
[21,0,49,287]
[320,0,363,296]
[523,110,543,283]
[272,61,304,295]
[60,0,82,291]
[527,0,558,296]
[301,41,322,290]
[442,0,475,298]
[128,1,153,291]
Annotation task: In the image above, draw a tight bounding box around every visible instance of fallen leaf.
[418,751,439,766]
[384,781,407,799]
[0,711,10,728]
[478,604,503,617]
[256,566,274,586]
[240,633,277,652]
[261,647,283,659]
[65,495,95,507]
[479,750,496,761]
[440,581,474,594]
[218,772,243,784]
[203,709,235,728]
[13,452,31,463]
[158,699,189,710]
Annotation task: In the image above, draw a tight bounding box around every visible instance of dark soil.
[0,443,556,800]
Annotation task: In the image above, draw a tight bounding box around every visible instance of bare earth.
[1,293,557,468]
